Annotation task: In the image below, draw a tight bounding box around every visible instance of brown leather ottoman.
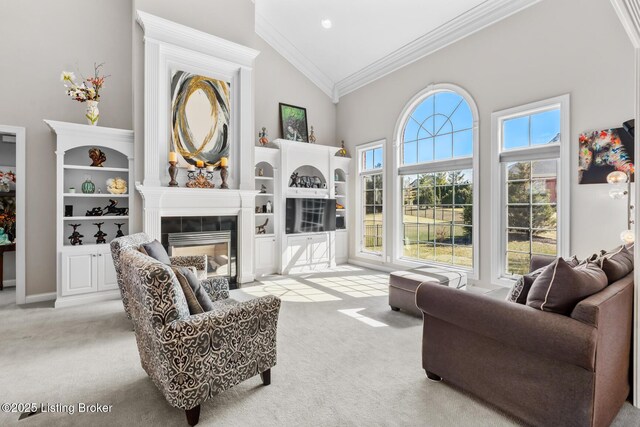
[389,266,466,316]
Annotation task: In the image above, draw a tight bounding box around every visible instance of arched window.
[395,84,478,275]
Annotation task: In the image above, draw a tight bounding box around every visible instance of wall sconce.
[607,170,634,243]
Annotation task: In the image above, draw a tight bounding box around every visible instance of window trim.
[490,94,571,287]
[392,83,479,280]
[355,139,386,260]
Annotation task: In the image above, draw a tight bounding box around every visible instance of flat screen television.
[286,198,336,234]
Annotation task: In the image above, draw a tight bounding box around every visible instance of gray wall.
[336,0,635,285]
[0,0,133,296]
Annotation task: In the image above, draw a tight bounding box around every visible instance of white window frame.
[392,83,479,279]
[491,94,571,287]
[355,139,386,260]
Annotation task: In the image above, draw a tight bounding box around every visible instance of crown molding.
[136,10,260,67]
[610,0,640,48]
[255,12,337,102]
[334,0,541,99]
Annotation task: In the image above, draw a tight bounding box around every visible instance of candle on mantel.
[168,151,177,163]
[196,160,204,168]
[206,165,214,172]
[220,157,228,167]
[187,164,196,172]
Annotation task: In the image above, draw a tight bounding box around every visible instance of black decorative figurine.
[68,224,84,246]
[114,223,125,238]
[104,199,128,216]
[93,222,107,244]
[86,207,104,216]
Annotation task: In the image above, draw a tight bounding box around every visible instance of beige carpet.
[1,266,639,426]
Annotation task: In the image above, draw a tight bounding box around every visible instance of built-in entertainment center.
[254,139,351,276]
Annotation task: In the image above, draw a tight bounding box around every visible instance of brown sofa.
[416,256,633,427]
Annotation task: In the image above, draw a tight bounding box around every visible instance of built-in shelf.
[255,233,276,238]
[335,180,346,184]
[64,165,129,173]
[64,193,129,198]
[335,195,345,198]
[256,176,274,180]
[336,209,346,212]
[64,215,129,220]
[256,193,274,196]
[255,213,273,216]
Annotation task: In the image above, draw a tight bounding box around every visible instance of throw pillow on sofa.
[601,246,634,283]
[141,240,172,265]
[526,258,607,315]
[506,256,579,304]
[172,267,215,314]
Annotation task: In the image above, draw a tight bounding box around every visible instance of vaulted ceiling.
[255,0,541,102]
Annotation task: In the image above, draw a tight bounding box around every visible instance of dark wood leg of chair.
[260,368,271,386]
[425,370,442,382]
[185,405,200,426]
[390,306,400,311]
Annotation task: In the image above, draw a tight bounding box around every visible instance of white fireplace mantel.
[136,11,261,283]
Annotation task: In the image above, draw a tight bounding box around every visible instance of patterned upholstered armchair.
[117,240,281,426]
[111,233,224,319]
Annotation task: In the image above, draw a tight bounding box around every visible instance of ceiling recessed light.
[321,19,332,29]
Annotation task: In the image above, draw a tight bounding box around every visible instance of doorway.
[0,126,25,305]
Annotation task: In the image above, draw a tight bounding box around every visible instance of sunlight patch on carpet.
[338,308,388,327]
[244,278,341,302]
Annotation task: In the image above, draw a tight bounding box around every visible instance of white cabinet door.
[335,230,348,264]
[286,235,310,273]
[61,252,97,296]
[309,234,330,269]
[255,237,277,275]
[97,248,119,291]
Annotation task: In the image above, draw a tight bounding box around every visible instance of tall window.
[397,85,478,273]
[358,143,384,255]
[492,95,570,282]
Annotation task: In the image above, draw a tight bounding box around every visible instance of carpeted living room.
[2,0,640,426]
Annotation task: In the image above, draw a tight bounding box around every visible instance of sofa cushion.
[507,256,579,304]
[141,240,171,265]
[172,267,214,314]
[526,258,608,315]
[601,246,634,283]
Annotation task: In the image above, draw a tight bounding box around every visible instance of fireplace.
[161,216,238,287]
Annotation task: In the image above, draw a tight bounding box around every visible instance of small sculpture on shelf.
[336,140,348,157]
[93,222,107,244]
[114,223,125,238]
[82,177,96,194]
[68,224,84,246]
[336,202,345,210]
[255,206,262,214]
[106,177,127,194]
[289,172,300,187]
[86,207,104,216]
[256,218,269,235]
[309,126,316,143]
[88,148,107,167]
[257,168,264,177]
[260,184,267,194]
[290,172,323,188]
[104,199,128,216]
[258,127,269,146]
[266,200,272,213]
[0,228,9,245]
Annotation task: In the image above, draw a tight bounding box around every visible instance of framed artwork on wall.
[279,103,309,142]
[579,127,635,184]
[171,70,231,167]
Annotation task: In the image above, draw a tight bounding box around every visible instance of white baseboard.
[2,279,16,287]
[54,290,121,308]
[25,292,56,304]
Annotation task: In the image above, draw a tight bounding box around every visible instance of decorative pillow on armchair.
[506,256,579,304]
[141,240,171,265]
[172,267,215,314]
[526,258,607,315]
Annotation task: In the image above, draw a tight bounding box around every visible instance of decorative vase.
[86,100,100,126]
[82,177,96,194]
